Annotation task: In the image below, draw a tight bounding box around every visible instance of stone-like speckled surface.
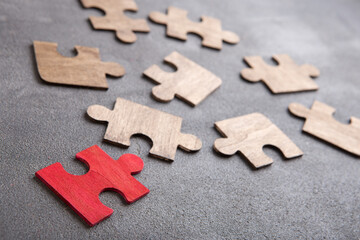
[0,0,359,239]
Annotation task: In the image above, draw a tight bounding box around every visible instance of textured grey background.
[0,0,359,239]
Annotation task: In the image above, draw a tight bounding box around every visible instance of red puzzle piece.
[35,145,149,227]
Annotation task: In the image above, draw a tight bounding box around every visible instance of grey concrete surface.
[0,0,359,239]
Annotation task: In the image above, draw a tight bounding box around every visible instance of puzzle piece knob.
[300,64,320,78]
[214,138,241,155]
[288,103,311,119]
[149,12,168,24]
[87,105,113,122]
[178,133,202,152]
[222,30,240,44]
[116,30,137,43]
[152,84,176,102]
[117,153,144,174]
[101,61,125,77]
[240,56,265,82]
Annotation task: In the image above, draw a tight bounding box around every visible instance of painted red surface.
[35,145,149,227]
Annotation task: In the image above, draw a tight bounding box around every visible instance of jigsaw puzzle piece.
[143,51,222,106]
[35,145,149,227]
[81,0,150,43]
[87,97,202,161]
[149,6,239,50]
[289,101,360,156]
[214,113,303,168]
[241,54,319,93]
[33,41,125,89]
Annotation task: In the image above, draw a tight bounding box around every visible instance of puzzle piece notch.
[289,101,360,156]
[81,0,150,43]
[214,113,303,168]
[149,6,239,50]
[35,145,149,227]
[241,54,319,93]
[33,41,125,89]
[87,97,202,161]
[143,51,222,106]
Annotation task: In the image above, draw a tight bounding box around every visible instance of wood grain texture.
[33,41,125,89]
[149,6,239,50]
[289,101,360,156]
[214,113,303,168]
[81,0,150,43]
[87,97,202,161]
[143,51,222,106]
[241,54,319,93]
[35,145,149,227]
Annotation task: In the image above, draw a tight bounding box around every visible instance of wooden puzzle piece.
[289,101,360,156]
[87,97,202,161]
[240,54,319,93]
[81,0,150,43]
[143,51,222,106]
[35,145,149,227]
[214,113,303,168]
[149,6,239,50]
[33,41,125,89]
